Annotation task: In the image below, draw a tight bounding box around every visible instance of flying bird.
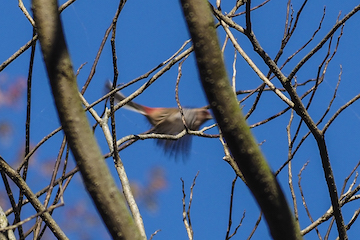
[106,82,212,155]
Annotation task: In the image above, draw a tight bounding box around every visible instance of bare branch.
[288,4,360,81]
[298,162,322,239]
[181,172,199,240]
[0,157,67,239]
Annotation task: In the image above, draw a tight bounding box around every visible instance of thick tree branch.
[31,1,141,239]
[243,5,352,237]
[179,0,302,239]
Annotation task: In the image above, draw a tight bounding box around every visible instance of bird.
[106,82,212,156]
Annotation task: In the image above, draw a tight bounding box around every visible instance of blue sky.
[1,0,360,239]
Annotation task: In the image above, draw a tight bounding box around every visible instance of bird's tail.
[106,82,147,115]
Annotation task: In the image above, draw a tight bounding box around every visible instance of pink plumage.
[106,82,212,155]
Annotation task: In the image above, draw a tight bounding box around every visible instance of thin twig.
[181,172,199,240]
